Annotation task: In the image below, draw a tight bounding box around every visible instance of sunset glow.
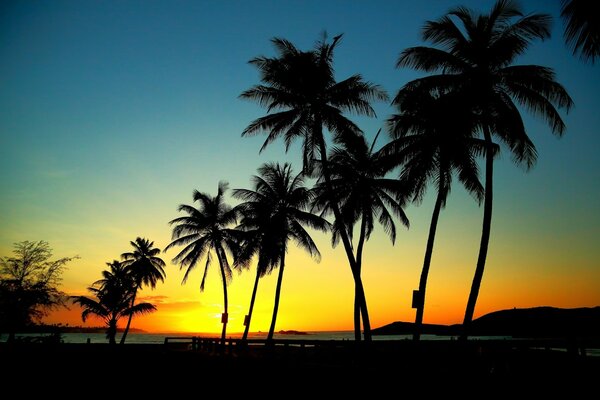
[1,0,599,335]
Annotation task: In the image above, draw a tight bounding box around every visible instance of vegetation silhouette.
[233,162,328,343]
[312,131,408,339]
[119,237,166,344]
[384,91,491,340]
[241,34,388,341]
[0,241,77,342]
[165,182,239,346]
[72,260,156,344]
[560,0,600,63]
[396,0,572,338]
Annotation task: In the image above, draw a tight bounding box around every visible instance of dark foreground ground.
[1,340,598,396]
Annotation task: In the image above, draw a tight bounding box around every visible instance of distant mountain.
[372,306,600,338]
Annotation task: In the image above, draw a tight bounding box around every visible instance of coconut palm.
[73,261,156,344]
[385,91,491,340]
[233,163,328,343]
[241,34,387,341]
[232,196,277,342]
[165,182,239,345]
[312,132,409,340]
[119,238,166,344]
[397,0,572,336]
[561,0,600,63]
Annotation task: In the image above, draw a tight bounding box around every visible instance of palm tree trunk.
[242,268,261,342]
[413,190,444,341]
[355,214,370,341]
[120,285,138,345]
[108,317,117,345]
[267,251,286,343]
[215,247,229,346]
[317,134,371,342]
[462,128,494,339]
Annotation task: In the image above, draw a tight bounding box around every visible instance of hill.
[372,306,600,338]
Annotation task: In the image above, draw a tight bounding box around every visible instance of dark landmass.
[372,306,600,337]
[278,330,308,335]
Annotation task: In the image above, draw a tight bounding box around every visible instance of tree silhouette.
[241,34,387,341]
[0,241,77,342]
[165,182,239,345]
[233,163,328,343]
[313,132,408,339]
[561,0,600,63]
[119,237,166,344]
[385,91,490,340]
[73,261,156,344]
[397,0,572,337]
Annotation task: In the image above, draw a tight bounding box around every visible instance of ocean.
[1,331,503,344]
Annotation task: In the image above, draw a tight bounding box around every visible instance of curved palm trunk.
[120,285,138,345]
[242,268,261,342]
[317,136,371,342]
[413,190,444,341]
[462,128,494,339]
[354,214,369,341]
[267,251,286,343]
[215,248,229,346]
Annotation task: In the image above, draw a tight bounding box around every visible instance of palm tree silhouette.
[561,0,600,63]
[233,163,328,343]
[233,192,277,342]
[397,0,572,337]
[313,132,409,340]
[72,261,156,344]
[385,91,490,341]
[119,237,166,344]
[165,182,239,345]
[241,34,387,342]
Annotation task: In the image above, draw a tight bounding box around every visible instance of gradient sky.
[1,0,598,334]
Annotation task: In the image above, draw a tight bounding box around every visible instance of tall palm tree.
[233,163,328,343]
[232,195,277,342]
[241,34,388,342]
[561,0,600,63]
[312,132,409,340]
[165,182,239,345]
[73,261,156,344]
[397,0,572,337]
[385,91,490,341]
[119,238,166,344]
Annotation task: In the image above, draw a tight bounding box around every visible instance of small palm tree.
[72,261,156,344]
[385,91,490,340]
[165,182,239,345]
[398,0,572,337]
[233,163,328,343]
[119,238,166,344]
[313,132,409,340]
[561,0,600,63]
[241,34,387,342]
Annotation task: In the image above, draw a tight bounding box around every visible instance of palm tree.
[561,0,600,63]
[397,0,572,337]
[232,163,328,343]
[232,195,277,342]
[165,182,239,345]
[119,238,166,344]
[72,261,156,344]
[241,34,387,342]
[385,91,490,341]
[312,132,409,340]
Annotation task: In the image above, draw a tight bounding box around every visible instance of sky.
[1,0,598,334]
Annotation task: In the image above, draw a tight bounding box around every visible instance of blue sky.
[1,0,598,331]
